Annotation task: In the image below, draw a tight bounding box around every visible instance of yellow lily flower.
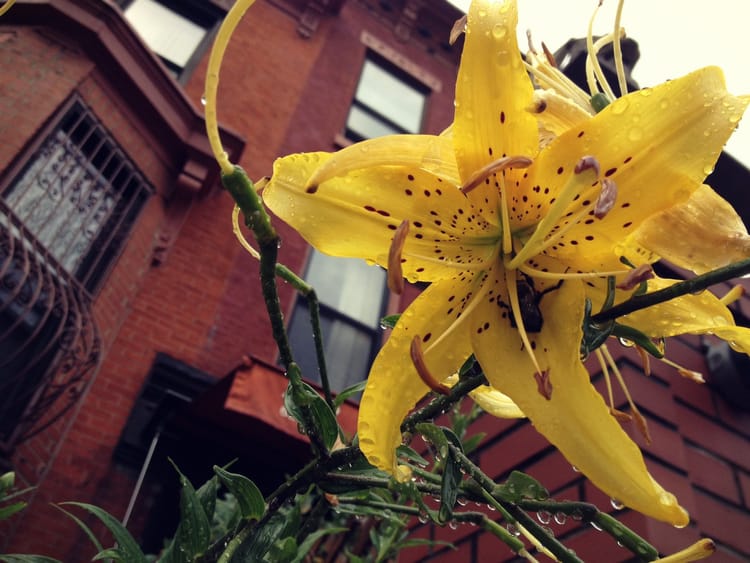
[263,0,749,526]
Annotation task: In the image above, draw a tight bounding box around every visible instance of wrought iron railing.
[0,198,101,456]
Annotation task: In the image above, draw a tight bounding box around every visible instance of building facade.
[0,1,749,561]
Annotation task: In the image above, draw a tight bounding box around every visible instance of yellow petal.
[527,67,749,272]
[630,184,750,274]
[531,88,592,145]
[358,273,478,476]
[453,0,537,222]
[619,277,750,354]
[305,134,460,188]
[445,374,525,418]
[262,152,500,283]
[470,277,689,525]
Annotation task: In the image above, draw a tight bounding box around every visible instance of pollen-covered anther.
[410,336,450,396]
[574,155,601,177]
[534,370,553,400]
[527,92,548,114]
[609,407,632,423]
[594,177,617,218]
[633,408,652,445]
[616,263,654,290]
[541,41,557,67]
[388,220,409,294]
[449,14,467,45]
[461,155,533,194]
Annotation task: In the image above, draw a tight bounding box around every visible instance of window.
[288,250,388,394]
[121,0,222,80]
[0,98,150,452]
[3,98,152,294]
[344,54,429,141]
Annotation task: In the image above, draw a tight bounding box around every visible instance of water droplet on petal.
[610,498,625,510]
[492,24,507,39]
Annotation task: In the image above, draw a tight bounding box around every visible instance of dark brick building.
[0,1,749,561]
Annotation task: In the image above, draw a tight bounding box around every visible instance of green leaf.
[379,314,400,329]
[494,471,548,503]
[60,502,146,563]
[283,380,340,451]
[0,556,62,563]
[462,432,486,455]
[611,323,665,358]
[52,504,104,554]
[396,445,429,468]
[414,423,450,459]
[0,471,15,494]
[264,536,297,563]
[291,527,348,563]
[0,501,26,520]
[195,475,219,524]
[170,463,211,562]
[214,466,265,521]
[334,380,367,408]
[229,511,287,561]
[437,428,462,525]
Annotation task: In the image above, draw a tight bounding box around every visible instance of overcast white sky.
[446,0,750,167]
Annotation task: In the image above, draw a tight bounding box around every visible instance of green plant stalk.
[591,257,750,324]
[449,444,582,563]
[401,372,487,434]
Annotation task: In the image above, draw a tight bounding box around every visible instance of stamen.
[660,357,706,383]
[508,156,600,269]
[602,345,651,444]
[460,155,533,194]
[636,344,652,376]
[616,263,654,290]
[594,177,617,218]
[387,220,409,294]
[506,269,545,378]
[541,41,557,67]
[595,348,619,415]
[613,0,628,96]
[411,336,450,395]
[720,284,745,305]
[585,1,620,101]
[449,14,467,46]
[534,370,553,400]
[519,263,630,281]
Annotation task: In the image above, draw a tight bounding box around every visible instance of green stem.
[401,372,487,433]
[592,257,750,324]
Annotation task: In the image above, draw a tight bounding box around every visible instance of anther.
[594,177,617,218]
[387,220,410,294]
[541,42,557,67]
[461,155,533,194]
[609,407,632,423]
[574,155,601,177]
[449,14,467,46]
[616,263,653,290]
[411,336,450,395]
[534,370,553,400]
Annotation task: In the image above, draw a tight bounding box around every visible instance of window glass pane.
[125,0,207,68]
[346,105,401,140]
[354,59,425,134]
[305,250,386,328]
[288,303,374,394]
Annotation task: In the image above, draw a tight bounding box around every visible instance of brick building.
[0,0,749,561]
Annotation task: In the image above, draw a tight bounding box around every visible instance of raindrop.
[200,95,207,106]
[506,523,521,537]
[537,510,552,525]
[703,164,715,175]
[590,521,603,532]
[492,24,507,39]
[571,465,580,473]
[448,521,458,530]
[610,98,629,115]
[553,512,567,525]
[628,127,643,142]
[618,337,635,348]
[418,512,429,524]
[610,498,625,510]
[457,497,468,507]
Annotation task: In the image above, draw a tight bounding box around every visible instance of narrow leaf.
[334,380,367,408]
[0,501,26,520]
[0,556,63,563]
[284,381,339,450]
[60,502,146,563]
[169,462,211,562]
[214,466,265,521]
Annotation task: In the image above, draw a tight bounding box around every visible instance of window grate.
[3,98,152,294]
